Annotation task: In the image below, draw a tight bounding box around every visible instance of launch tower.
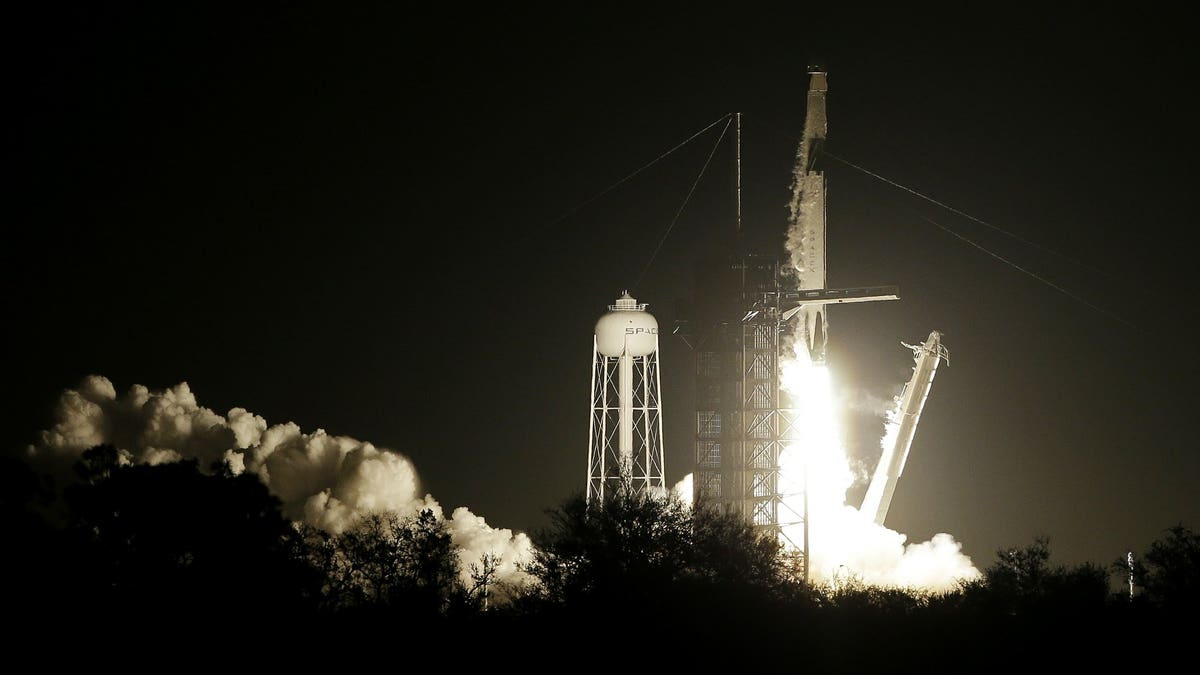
[686,66,899,570]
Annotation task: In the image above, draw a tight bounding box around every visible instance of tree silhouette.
[467,552,501,611]
[1,455,66,620]
[521,488,793,623]
[6,443,1197,664]
[308,509,463,617]
[970,536,1108,617]
[63,446,316,623]
[1129,524,1199,611]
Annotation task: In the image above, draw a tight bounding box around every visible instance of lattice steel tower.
[587,291,666,501]
[691,257,800,535]
[683,67,899,577]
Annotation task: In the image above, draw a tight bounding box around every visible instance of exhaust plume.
[778,345,979,591]
[671,473,694,505]
[26,375,532,588]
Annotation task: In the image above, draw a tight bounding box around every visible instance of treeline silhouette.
[3,446,1193,667]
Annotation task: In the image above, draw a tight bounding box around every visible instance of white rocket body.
[788,69,829,363]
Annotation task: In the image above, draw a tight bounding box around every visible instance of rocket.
[860,331,949,526]
[784,65,897,363]
[787,66,830,363]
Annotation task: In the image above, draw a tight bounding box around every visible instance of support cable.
[634,116,733,289]
[742,113,1111,280]
[543,114,732,233]
[915,213,1138,330]
[820,149,1113,280]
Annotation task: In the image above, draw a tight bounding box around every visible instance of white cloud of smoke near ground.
[673,343,977,591]
[671,473,693,505]
[29,374,972,593]
[778,349,979,591]
[26,375,532,589]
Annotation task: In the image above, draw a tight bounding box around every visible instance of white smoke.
[26,375,532,589]
[671,473,693,506]
[445,506,533,594]
[790,502,978,592]
[785,173,826,281]
[840,387,900,416]
[779,349,979,592]
[28,377,254,470]
[245,422,434,533]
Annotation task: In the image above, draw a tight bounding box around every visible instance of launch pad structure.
[583,64,944,580]
[689,255,801,531]
[684,67,899,574]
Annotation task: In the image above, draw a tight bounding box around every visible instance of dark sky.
[8,4,1198,568]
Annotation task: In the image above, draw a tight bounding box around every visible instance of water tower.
[587,291,666,501]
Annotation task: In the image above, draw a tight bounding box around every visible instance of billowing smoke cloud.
[784,501,978,591]
[671,473,693,505]
[834,387,898,488]
[26,375,532,588]
[778,348,979,591]
[444,507,531,589]
[669,460,974,591]
[839,387,900,417]
[245,423,434,533]
[28,376,260,470]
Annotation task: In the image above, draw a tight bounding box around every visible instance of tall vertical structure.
[691,257,799,532]
[588,291,666,502]
[787,66,830,363]
[782,66,899,358]
[687,66,899,566]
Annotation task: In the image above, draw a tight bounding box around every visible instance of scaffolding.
[692,256,802,543]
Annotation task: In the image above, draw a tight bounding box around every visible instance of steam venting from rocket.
[25,375,533,590]
[786,171,825,283]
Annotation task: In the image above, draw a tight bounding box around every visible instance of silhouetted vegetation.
[3,448,1194,666]
[60,445,318,623]
[959,536,1109,617]
[1122,524,1200,612]
[522,489,791,607]
[301,509,466,616]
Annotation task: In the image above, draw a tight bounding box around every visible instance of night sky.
[8,4,1198,569]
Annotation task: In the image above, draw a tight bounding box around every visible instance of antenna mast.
[736,112,742,233]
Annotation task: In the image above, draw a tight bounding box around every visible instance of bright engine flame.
[777,342,978,591]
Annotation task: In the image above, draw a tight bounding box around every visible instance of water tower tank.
[595,291,658,357]
[587,290,665,503]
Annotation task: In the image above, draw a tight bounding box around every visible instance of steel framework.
[693,257,803,548]
[587,335,666,501]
